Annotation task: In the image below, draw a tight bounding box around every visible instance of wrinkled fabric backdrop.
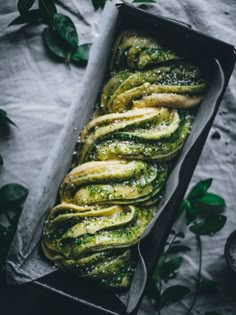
[0,0,236,314]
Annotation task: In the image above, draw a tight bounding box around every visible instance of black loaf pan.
[15,2,236,315]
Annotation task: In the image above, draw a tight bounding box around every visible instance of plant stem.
[185,235,202,315]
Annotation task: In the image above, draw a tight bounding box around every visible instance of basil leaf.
[185,203,197,225]
[157,257,182,280]
[167,245,191,254]
[153,255,164,281]
[71,43,92,62]
[189,215,226,235]
[17,0,35,14]
[188,178,212,199]
[175,199,189,220]
[0,184,28,209]
[0,109,17,127]
[39,0,57,24]
[192,193,225,217]
[193,192,225,208]
[160,285,190,307]
[92,0,107,10]
[43,27,69,60]
[53,13,78,50]
[9,9,42,26]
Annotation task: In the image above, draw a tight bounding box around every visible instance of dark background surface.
[0,278,105,315]
[2,271,236,315]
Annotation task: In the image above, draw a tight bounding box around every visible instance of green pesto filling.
[87,112,191,162]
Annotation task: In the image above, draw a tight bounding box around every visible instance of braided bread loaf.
[42,31,207,289]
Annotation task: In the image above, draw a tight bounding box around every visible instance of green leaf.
[153,255,164,280]
[157,257,183,281]
[179,199,197,225]
[0,109,17,127]
[205,312,221,315]
[185,203,198,225]
[0,184,28,209]
[188,178,212,199]
[9,9,42,26]
[175,199,188,220]
[17,0,35,14]
[43,27,69,60]
[92,0,107,10]
[193,192,225,208]
[0,154,3,166]
[189,215,226,235]
[167,245,191,254]
[53,13,78,50]
[71,43,92,62]
[39,0,57,24]
[160,285,190,307]
[192,193,225,217]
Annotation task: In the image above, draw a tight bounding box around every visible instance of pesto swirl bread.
[78,107,192,163]
[42,204,155,288]
[42,160,166,288]
[101,62,207,113]
[110,30,179,70]
[60,160,167,206]
[42,30,207,289]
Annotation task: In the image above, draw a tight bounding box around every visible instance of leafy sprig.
[146,178,226,314]
[147,230,191,312]
[9,0,91,64]
[9,1,158,59]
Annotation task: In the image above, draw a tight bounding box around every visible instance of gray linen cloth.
[0,0,235,314]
